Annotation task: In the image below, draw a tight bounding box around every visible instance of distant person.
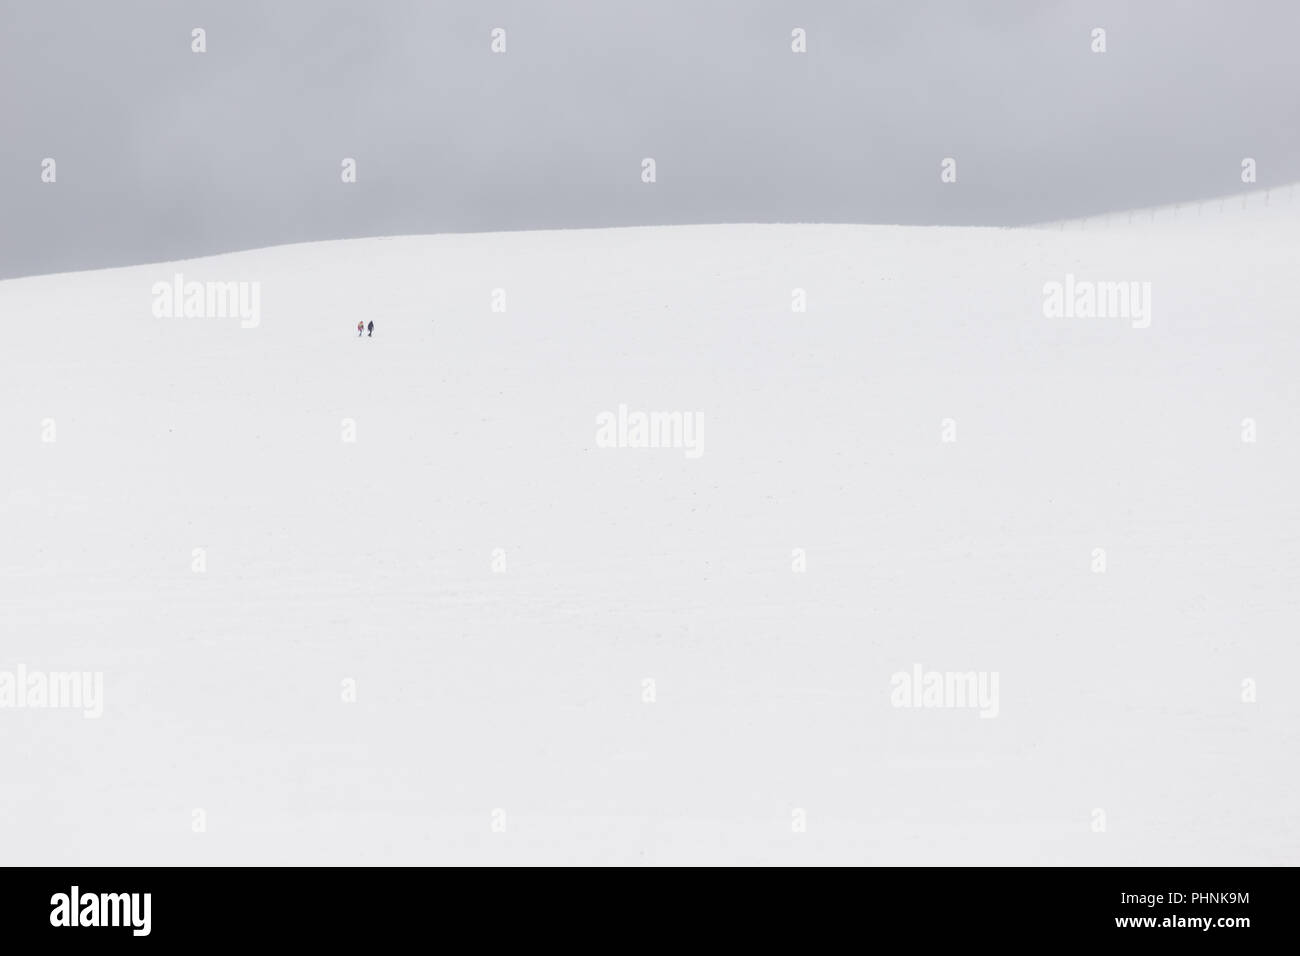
[357,321,364,337]
[367,320,374,337]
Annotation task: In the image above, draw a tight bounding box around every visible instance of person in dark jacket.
[367,320,374,337]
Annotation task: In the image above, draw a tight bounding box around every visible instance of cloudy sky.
[2,0,1297,279]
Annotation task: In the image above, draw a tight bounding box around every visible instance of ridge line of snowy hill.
[5,182,1297,286]
[1025,180,1300,231]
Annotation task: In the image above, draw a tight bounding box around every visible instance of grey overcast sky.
[1,0,1297,279]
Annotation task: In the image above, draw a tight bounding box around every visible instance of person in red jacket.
[357,321,364,337]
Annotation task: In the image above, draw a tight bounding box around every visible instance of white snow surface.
[2,190,1299,865]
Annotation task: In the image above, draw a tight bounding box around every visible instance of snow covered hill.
[2,188,1298,864]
